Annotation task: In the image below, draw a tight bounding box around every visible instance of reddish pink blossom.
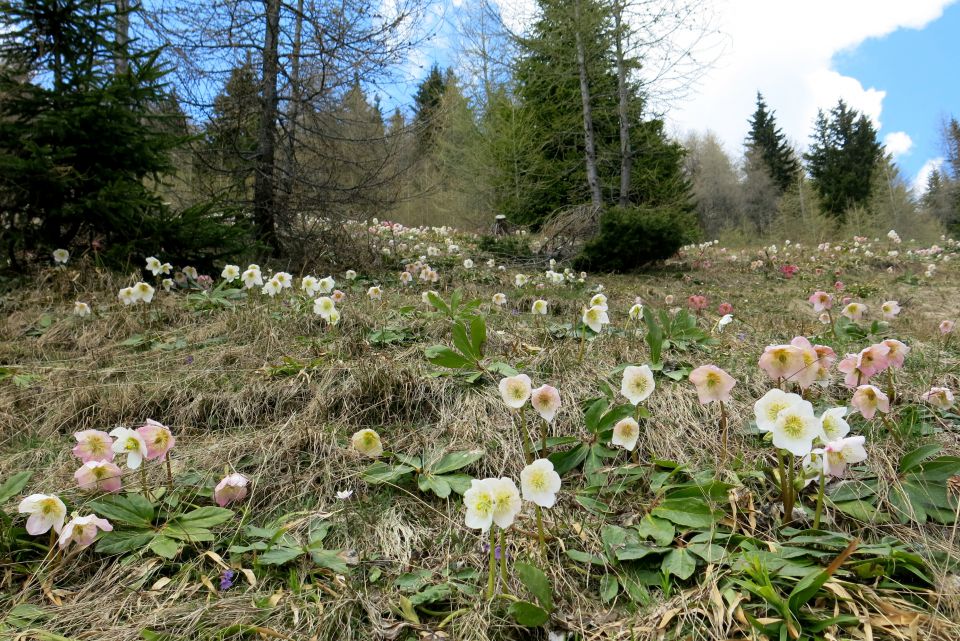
[717,302,734,315]
[856,343,891,377]
[687,295,708,311]
[808,291,832,312]
[851,385,889,419]
[834,281,844,292]
[881,339,909,369]
[136,419,176,461]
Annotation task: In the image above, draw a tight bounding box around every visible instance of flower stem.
[486,527,496,599]
[519,410,532,464]
[535,505,546,555]
[577,323,586,364]
[499,529,508,585]
[775,450,791,525]
[139,466,151,501]
[540,418,548,455]
[165,455,174,491]
[785,458,797,525]
[719,401,728,467]
[814,470,826,529]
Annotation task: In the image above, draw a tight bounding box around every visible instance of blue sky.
[834,2,960,187]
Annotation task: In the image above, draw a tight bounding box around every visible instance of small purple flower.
[219,569,235,591]
[185,355,194,365]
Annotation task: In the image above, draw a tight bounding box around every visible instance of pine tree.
[413,64,452,149]
[804,99,883,220]
[200,61,260,202]
[744,92,799,194]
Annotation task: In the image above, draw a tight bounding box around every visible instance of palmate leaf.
[89,494,155,527]
[548,442,589,476]
[169,506,233,529]
[95,529,156,555]
[651,498,721,529]
[424,345,472,369]
[451,321,479,362]
[514,562,553,610]
[417,473,451,498]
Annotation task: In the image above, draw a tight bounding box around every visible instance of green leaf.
[394,453,423,469]
[309,548,352,574]
[362,462,414,484]
[470,316,486,358]
[170,506,233,529]
[95,529,156,555]
[548,442,589,476]
[616,544,669,561]
[600,574,619,603]
[426,291,448,314]
[514,562,552,610]
[651,498,720,528]
[508,601,549,627]
[408,582,453,606]
[661,548,697,580]
[574,494,609,515]
[566,549,606,565]
[258,546,305,566]
[583,398,609,434]
[424,346,471,369]
[430,449,485,475]
[441,473,473,495]
[829,499,890,523]
[687,542,725,563]
[417,473,452,498]
[0,470,32,503]
[148,535,180,559]
[452,321,478,362]
[899,444,941,472]
[89,494,155,527]
[636,515,675,546]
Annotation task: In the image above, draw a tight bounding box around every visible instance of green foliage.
[642,306,716,366]
[509,562,554,627]
[228,519,354,573]
[745,92,800,194]
[91,493,234,559]
[476,234,533,260]
[575,206,697,272]
[424,309,517,382]
[805,99,883,220]
[362,449,485,498]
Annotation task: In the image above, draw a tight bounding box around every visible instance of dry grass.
[1,252,959,640]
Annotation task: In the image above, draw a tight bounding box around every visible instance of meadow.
[1,224,959,641]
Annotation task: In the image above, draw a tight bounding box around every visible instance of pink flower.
[789,336,821,390]
[881,339,909,369]
[851,385,889,419]
[332,290,346,304]
[808,291,832,312]
[72,430,114,463]
[74,460,123,493]
[834,281,844,292]
[717,302,734,316]
[821,436,868,478]
[214,473,249,507]
[837,354,868,388]
[921,387,955,410]
[688,365,736,404]
[136,419,176,461]
[58,514,113,550]
[940,320,955,335]
[530,385,561,423]
[880,301,901,320]
[779,264,798,278]
[758,344,804,382]
[855,343,890,378]
[687,295,708,311]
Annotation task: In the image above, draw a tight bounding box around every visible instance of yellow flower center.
[782,415,805,438]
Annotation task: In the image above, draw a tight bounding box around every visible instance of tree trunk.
[574,0,603,211]
[255,0,281,255]
[115,0,129,74]
[279,0,304,217]
[613,2,632,207]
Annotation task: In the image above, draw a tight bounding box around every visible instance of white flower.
[629,303,644,320]
[109,427,148,469]
[183,266,198,281]
[327,308,341,325]
[242,268,263,289]
[53,249,69,264]
[367,286,382,301]
[611,417,640,451]
[118,287,137,305]
[464,478,495,531]
[160,262,172,275]
[515,274,529,287]
[717,314,733,332]
[400,271,413,285]
[262,278,282,297]
[499,374,532,409]
[58,513,113,549]
[821,436,868,477]
[318,276,335,293]
[531,384,561,423]
[583,305,609,333]
[344,269,358,280]
[18,494,67,535]
[351,429,383,458]
[145,256,163,275]
[74,301,91,317]
[753,389,803,433]
[531,299,548,315]
[771,400,824,456]
[301,275,319,296]
[520,459,562,508]
[463,259,474,269]
[221,265,240,282]
[489,477,522,529]
[589,293,608,311]
[621,365,655,405]
[133,281,155,303]
[313,296,336,318]
[336,489,354,500]
[819,407,850,441]
[492,293,507,306]
[273,272,292,288]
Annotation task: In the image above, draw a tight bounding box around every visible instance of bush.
[574,206,696,272]
[477,234,533,260]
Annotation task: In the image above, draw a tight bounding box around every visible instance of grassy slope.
[1,244,959,640]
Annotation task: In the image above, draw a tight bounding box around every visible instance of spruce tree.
[744,92,799,194]
[804,99,883,220]
[413,64,452,149]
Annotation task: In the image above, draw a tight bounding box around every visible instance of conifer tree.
[744,92,800,194]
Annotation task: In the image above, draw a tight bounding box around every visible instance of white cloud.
[912,157,945,193]
[491,0,957,158]
[884,131,914,158]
